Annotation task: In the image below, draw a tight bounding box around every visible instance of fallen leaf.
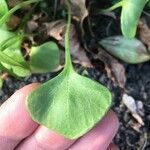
[128,120,142,132]
[61,0,88,36]
[7,15,20,29]
[44,20,66,41]
[27,20,38,32]
[138,18,150,52]
[122,94,144,126]
[44,20,92,67]
[96,48,126,88]
[62,0,88,22]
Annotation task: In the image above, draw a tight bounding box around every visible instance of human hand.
[0,83,119,150]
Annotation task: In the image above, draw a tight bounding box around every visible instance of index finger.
[0,83,39,150]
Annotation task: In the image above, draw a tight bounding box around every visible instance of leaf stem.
[100,1,123,13]
[0,0,42,27]
[64,0,73,71]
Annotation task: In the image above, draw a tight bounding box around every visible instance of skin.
[0,83,119,150]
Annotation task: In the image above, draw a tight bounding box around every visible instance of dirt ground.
[0,0,150,149]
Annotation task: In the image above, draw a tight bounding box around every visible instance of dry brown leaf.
[62,0,88,22]
[8,0,21,7]
[96,48,126,88]
[44,20,66,41]
[122,94,144,126]
[7,15,20,29]
[61,0,88,36]
[138,18,150,51]
[44,20,92,67]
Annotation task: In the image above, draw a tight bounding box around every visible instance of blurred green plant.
[100,36,150,64]
[0,0,60,87]
[100,0,149,38]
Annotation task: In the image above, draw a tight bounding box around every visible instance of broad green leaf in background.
[121,0,148,38]
[100,36,150,64]
[100,0,148,38]
[63,0,88,22]
[29,42,60,73]
[27,1,111,139]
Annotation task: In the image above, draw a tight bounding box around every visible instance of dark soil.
[0,1,150,150]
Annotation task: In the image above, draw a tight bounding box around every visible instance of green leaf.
[0,62,24,78]
[27,69,111,139]
[0,0,42,27]
[0,29,28,68]
[0,28,14,44]
[100,36,150,64]
[0,29,30,76]
[1,62,30,77]
[121,0,147,38]
[29,41,60,73]
[27,1,111,139]
[100,0,148,38]
[12,66,30,77]
[0,0,9,18]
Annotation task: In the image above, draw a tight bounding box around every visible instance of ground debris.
[122,94,144,126]
[96,48,126,88]
[44,20,92,67]
[138,18,150,51]
[61,0,88,23]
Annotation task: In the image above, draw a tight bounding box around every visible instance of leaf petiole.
[100,1,123,13]
[64,0,74,72]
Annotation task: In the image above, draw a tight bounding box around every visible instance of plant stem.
[100,1,123,13]
[64,0,73,71]
[0,0,42,27]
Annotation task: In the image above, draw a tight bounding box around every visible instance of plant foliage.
[0,0,60,78]
[27,0,112,139]
[101,0,148,38]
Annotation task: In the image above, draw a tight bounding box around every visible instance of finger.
[68,111,119,150]
[0,83,39,150]
[107,143,119,150]
[17,110,118,150]
[16,126,75,150]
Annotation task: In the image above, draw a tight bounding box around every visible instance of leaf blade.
[27,70,111,139]
[29,41,60,73]
[121,0,147,38]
